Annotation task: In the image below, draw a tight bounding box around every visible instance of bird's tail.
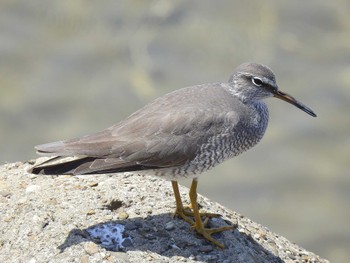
[28,156,97,175]
[28,156,159,175]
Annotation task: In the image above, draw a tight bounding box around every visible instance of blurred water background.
[1,1,349,262]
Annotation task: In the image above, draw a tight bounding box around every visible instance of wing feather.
[32,84,242,174]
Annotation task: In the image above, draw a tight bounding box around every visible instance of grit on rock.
[0,160,328,263]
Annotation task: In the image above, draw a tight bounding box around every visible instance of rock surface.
[0,160,329,263]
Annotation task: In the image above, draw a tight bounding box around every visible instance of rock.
[125,222,139,231]
[118,211,129,220]
[86,209,96,215]
[165,221,175,231]
[0,190,11,197]
[121,238,132,247]
[104,214,113,220]
[0,161,329,263]
[80,255,89,263]
[199,245,213,252]
[88,182,98,187]
[84,242,99,255]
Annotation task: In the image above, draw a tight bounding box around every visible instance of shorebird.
[30,62,316,248]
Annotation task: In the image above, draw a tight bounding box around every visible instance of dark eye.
[252,77,263,86]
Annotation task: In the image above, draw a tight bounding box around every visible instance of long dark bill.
[273,90,317,117]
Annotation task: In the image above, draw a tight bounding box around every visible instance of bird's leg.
[171,179,233,248]
[188,178,234,248]
[171,180,221,221]
[171,180,194,225]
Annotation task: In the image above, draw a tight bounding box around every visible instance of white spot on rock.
[86,222,132,251]
[26,185,41,193]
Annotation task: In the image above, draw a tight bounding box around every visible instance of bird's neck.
[227,81,257,104]
[225,83,269,126]
[249,100,269,131]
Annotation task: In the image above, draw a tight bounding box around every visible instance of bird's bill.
[273,90,317,117]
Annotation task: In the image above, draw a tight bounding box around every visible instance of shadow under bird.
[30,62,316,248]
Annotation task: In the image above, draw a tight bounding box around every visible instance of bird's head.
[229,62,316,117]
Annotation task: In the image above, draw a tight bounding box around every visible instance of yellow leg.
[189,178,233,248]
[171,180,194,225]
[171,179,234,248]
[172,181,221,220]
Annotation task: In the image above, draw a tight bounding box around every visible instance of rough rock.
[0,160,329,263]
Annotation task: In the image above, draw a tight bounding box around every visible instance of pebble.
[80,255,89,263]
[86,209,96,215]
[0,197,8,203]
[3,216,12,222]
[155,229,170,238]
[106,255,115,262]
[25,185,41,193]
[109,252,130,262]
[145,234,156,240]
[0,190,11,197]
[104,214,113,220]
[199,245,214,252]
[84,242,99,255]
[165,221,175,231]
[253,233,260,239]
[118,211,129,220]
[121,238,132,247]
[125,222,139,230]
[141,226,151,232]
[88,182,98,187]
[27,173,38,179]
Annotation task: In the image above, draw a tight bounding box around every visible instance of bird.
[29,62,316,248]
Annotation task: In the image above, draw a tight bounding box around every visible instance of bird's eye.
[252,77,263,86]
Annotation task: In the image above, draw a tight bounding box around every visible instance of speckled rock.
[0,161,329,263]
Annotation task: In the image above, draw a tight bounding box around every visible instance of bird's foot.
[171,180,233,248]
[174,206,221,222]
[173,206,221,225]
[174,206,233,248]
[192,223,234,248]
[173,206,195,225]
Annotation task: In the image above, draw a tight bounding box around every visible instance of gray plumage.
[30,63,316,177]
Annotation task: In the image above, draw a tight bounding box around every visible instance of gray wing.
[32,84,241,174]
